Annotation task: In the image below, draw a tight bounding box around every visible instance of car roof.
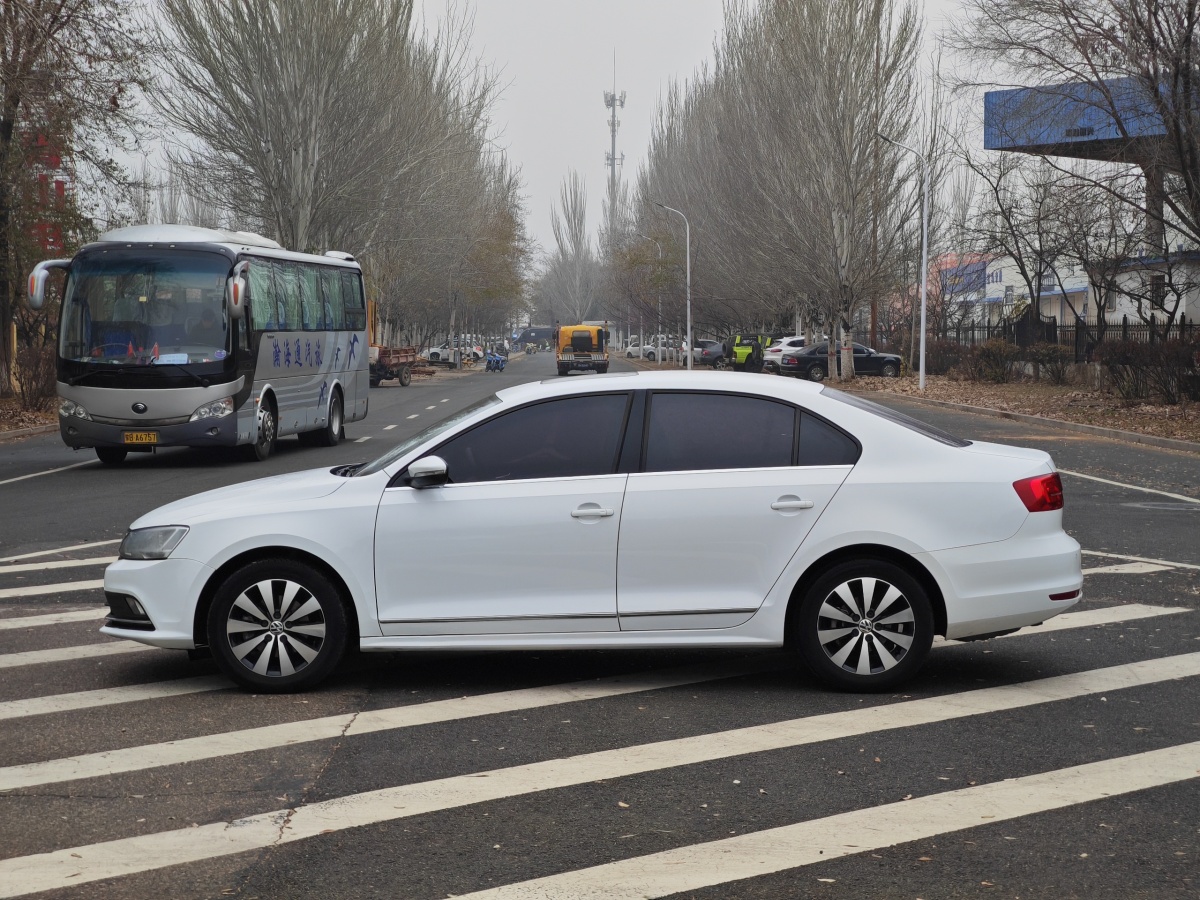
[505,369,826,405]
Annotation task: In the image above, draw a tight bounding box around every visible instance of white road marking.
[354,436,371,443]
[0,579,104,600]
[441,398,449,402]
[458,741,1200,900]
[0,556,116,574]
[1059,468,1200,504]
[0,461,95,487]
[0,640,153,670]
[1082,548,1200,572]
[1082,562,1173,575]
[407,414,419,420]
[0,605,1183,789]
[425,405,437,409]
[384,424,399,430]
[0,539,120,564]
[0,609,105,630]
[935,603,1186,644]
[0,676,229,722]
[1,652,1196,896]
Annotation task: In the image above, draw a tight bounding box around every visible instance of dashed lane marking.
[1059,468,1200,504]
[1,653,1197,896]
[458,740,1200,900]
[384,424,399,430]
[425,405,437,410]
[0,556,116,574]
[407,414,419,420]
[0,640,153,670]
[355,437,371,443]
[0,461,95,487]
[0,539,120,564]
[0,609,105,630]
[1082,549,1200,572]
[0,579,104,600]
[0,676,229,722]
[1082,562,1173,575]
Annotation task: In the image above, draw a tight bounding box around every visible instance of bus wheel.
[247,400,276,461]
[96,447,127,465]
[316,391,343,447]
[398,366,412,387]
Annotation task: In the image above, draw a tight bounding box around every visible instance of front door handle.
[771,499,814,511]
[572,506,615,518]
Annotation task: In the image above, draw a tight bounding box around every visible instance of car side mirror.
[409,455,449,489]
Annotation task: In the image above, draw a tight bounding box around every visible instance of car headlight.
[189,397,234,421]
[119,526,190,560]
[59,399,92,420]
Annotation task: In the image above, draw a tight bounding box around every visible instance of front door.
[374,393,634,636]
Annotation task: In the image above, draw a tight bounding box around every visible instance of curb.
[856,391,1200,456]
[0,422,57,442]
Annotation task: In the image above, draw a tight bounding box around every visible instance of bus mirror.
[26,260,70,310]
[227,262,249,320]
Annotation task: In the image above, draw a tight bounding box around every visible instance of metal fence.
[938,315,1199,362]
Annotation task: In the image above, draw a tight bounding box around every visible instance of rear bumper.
[924,526,1083,640]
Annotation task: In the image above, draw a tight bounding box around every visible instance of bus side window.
[320,269,343,329]
[272,261,301,331]
[248,260,276,331]
[298,264,320,330]
[341,271,365,330]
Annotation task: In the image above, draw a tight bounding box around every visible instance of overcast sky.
[415,0,967,259]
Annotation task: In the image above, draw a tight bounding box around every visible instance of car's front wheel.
[208,558,348,692]
[794,559,934,691]
[881,362,899,378]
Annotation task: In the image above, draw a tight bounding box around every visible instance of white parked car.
[103,371,1082,693]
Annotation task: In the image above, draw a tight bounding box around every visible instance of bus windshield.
[59,249,232,366]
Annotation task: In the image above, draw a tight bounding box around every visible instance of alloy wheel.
[815,576,915,675]
[224,578,327,678]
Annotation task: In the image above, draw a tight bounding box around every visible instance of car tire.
[95,447,128,465]
[646,351,656,362]
[881,362,899,378]
[794,559,934,692]
[398,365,412,387]
[245,399,276,461]
[208,558,348,692]
[314,391,342,447]
[557,365,569,376]
[806,365,825,382]
[713,357,728,370]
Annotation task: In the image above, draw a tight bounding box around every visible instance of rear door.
[616,391,856,631]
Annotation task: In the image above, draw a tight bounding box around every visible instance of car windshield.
[59,249,232,366]
[821,387,971,447]
[355,395,501,476]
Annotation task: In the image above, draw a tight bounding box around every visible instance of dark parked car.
[692,339,727,367]
[780,342,902,381]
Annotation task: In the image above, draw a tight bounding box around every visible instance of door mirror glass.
[409,455,449,488]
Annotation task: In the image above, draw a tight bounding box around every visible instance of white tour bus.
[26,224,369,464]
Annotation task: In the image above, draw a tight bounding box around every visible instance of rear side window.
[645,393,794,472]
[434,394,630,483]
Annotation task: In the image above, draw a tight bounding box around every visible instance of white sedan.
[103,371,1082,692]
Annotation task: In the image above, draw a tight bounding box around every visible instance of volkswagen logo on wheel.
[132,402,148,414]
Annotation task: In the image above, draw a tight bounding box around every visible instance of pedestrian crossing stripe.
[0,651,1196,896]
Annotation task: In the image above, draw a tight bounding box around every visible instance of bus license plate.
[123,432,158,445]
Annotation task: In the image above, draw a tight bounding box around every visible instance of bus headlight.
[119,526,189,560]
[189,397,234,421]
[59,399,92,420]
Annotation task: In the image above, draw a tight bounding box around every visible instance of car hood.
[131,467,351,528]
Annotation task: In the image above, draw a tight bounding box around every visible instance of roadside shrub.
[1093,339,1200,404]
[956,339,1021,383]
[13,346,56,412]
[923,339,965,376]
[1026,342,1074,385]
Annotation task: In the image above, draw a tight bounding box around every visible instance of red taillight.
[1013,473,1064,512]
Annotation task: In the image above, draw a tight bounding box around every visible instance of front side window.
[645,393,795,472]
[59,249,231,366]
[433,394,630,483]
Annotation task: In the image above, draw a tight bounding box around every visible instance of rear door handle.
[771,499,814,511]
[572,506,615,518]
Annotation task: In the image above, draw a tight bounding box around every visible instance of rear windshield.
[821,387,972,448]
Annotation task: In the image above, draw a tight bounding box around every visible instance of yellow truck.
[556,324,610,376]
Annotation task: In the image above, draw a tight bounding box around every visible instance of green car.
[726,334,773,371]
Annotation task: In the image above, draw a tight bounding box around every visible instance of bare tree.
[543,171,601,323]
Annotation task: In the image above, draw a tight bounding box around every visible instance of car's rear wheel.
[208,558,347,692]
[881,362,899,378]
[806,365,825,382]
[646,351,656,362]
[794,559,933,691]
[713,357,728,370]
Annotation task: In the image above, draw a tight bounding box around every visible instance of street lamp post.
[654,202,693,370]
[877,132,928,391]
[638,233,665,367]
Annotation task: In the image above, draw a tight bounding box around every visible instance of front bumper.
[101,557,214,649]
[61,414,238,450]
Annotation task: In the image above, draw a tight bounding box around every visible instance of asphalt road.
[0,356,1197,899]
